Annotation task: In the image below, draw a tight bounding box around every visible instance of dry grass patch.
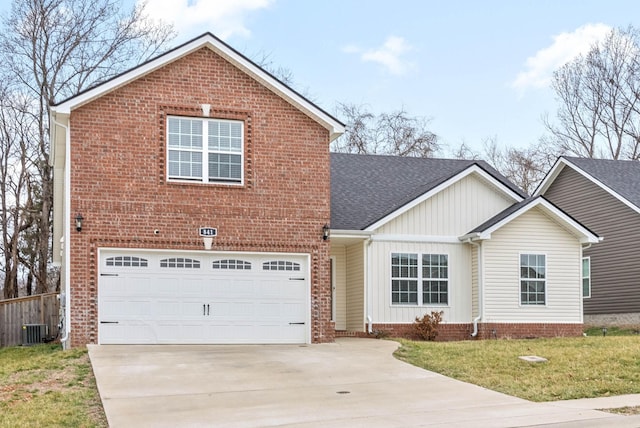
[394,336,640,402]
[0,344,107,428]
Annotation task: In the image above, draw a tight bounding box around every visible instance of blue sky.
[3,0,638,153]
[139,0,638,153]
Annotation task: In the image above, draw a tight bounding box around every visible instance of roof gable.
[534,157,640,216]
[460,196,601,244]
[50,32,345,140]
[330,153,526,231]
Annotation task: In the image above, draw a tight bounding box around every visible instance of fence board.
[0,293,60,347]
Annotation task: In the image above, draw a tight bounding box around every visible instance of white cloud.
[345,36,415,76]
[512,23,611,91]
[140,0,272,40]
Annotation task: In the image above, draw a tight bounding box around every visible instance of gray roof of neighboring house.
[563,157,640,209]
[330,153,526,230]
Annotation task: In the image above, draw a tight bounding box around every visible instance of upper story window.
[167,116,243,184]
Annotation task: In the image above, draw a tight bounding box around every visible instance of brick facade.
[67,47,333,346]
[336,322,584,341]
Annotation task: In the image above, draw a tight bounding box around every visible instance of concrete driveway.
[88,338,640,427]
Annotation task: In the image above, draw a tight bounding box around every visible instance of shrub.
[412,311,443,341]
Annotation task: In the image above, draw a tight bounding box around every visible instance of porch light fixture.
[75,213,84,232]
[322,224,330,241]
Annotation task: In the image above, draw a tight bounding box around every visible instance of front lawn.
[394,336,640,402]
[0,344,107,428]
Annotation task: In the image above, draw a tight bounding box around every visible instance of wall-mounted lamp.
[75,213,84,232]
[322,224,330,241]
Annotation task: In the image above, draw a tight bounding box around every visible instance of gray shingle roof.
[466,197,538,234]
[330,153,526,230]
[564,157,640,209]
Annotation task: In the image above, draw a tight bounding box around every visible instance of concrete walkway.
[88,338,640,427]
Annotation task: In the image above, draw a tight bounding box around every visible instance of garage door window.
[105,256,148,267]
[212,259,252,270]
[263,261,300,271]
[160,258,201,268]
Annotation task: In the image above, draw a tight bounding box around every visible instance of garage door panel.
[99,251,309,344]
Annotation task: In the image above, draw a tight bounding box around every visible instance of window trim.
[390,252,450,307]
[519,252,547,306]
[582,256,591,299]
[166,115,245,186]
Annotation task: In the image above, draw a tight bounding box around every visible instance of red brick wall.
[68,47,333,346]
[340,322,584,341]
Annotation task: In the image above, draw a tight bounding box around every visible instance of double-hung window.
[520,254,546,305]
[582,256,591,298]
[167,116,243,184]
[391,253,448,305]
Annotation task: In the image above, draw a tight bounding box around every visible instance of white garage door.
[98,250,309,344]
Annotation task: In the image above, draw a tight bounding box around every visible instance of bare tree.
[332,102,439,157]
[451,137,556,195]
[0,0,174,295]
[0,85,39,298]
[545,26,640,160]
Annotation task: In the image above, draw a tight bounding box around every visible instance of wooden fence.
[0,293,60,347]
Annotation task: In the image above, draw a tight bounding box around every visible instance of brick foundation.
[337,322,584,341]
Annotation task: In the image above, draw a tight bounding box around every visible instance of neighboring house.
[330,153,600,339]
[50,33,344,347]
[535,156,640,326]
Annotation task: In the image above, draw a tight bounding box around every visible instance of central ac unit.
[22,324,48,346]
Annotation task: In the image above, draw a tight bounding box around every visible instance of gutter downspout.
[52,114,71,348]
[467,239,483,338]
[366,238,373,334]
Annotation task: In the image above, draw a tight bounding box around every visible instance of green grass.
[394,336,640,402]
[584,326,640,337]
[0,344,107,428]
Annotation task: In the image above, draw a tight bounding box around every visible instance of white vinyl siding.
[330,246,347,330]
[369,241,472,323]
[167,116,243,184]
[345,243,365,331]
[376,173,514,236]
[482,208,583,323]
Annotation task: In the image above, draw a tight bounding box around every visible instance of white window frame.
[519,253,546,306]
[390,252,449,306]
[166,116,244,185]
[582,256,591,298]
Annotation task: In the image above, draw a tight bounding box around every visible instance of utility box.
[22,324,48,346]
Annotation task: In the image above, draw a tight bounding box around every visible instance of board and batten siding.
[368,241,472,323]
[345,243,365,331]
[543,167,640,315]
[482,208,583,323]
[330,246,347,330]
[376,173,515,236]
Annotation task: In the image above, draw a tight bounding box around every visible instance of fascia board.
[532,157,565,196]
[50,34,345,140]
[474,198,600,244]
[535,156,640,216]
[365,164,524,232]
